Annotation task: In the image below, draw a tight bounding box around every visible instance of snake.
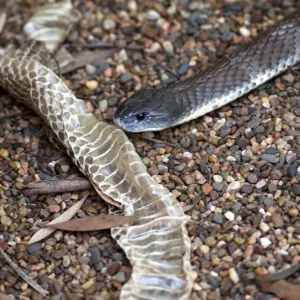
[114,9,300,132]
[0,2,192,299]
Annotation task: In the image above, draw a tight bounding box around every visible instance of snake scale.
[114,9,300,132]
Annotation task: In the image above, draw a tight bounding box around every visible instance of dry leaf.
[256,276,300,300]
[28,193,88,245]
[90,180,120,207]
[46,214,137,231]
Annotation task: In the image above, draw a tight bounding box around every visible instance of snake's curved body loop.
[114,10,300,132]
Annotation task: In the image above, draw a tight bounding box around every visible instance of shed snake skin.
[0,4,192,300]
[114,9,300,132]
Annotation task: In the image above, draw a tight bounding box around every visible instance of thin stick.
[0,111,31,120]
[0,247,49,297]
[65,42,145,51]
[22,178,92,196]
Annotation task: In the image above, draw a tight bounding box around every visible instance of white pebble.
[260,237,272,248]
[260,222,270,233]
[145,42,161,53]
[119,49,128,62]
[213,175,223,183]
[226,181,241,192]
[213,118,226,131]
[183,151,193,158]
[277,249,289,256]
[200,245,209,254]
[103,18,116,30]
[99,100,108,112]
[229,267,239,284]
[146,9,160,21]
[256,180,266,189]
[226,156,236,162]
[204,116,213,123]
[163,40,174,53]
[128,0,137,12]
[226,175,235,183]
[239,27,250,37]
[262,102,270,109]
[224,211,235,221]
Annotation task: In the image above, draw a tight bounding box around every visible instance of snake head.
[114,88,180,132]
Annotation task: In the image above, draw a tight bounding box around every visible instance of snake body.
[114,10,300,132]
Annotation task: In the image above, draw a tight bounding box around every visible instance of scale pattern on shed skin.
[0,49,192,299]
[114,10,300,132]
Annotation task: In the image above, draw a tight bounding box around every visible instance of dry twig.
[22,178,92,196]
[0,248,49,297]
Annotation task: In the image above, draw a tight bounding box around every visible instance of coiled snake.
[0,3,300,300]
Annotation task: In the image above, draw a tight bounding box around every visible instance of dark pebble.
[90,247,101,265]
[27,243,42,255]
[206,274,219,289]
[54,267,63,275]
[292,184,300,196]
[228,241,238,255]
[220,277,233,296]
[220,31,234,42]
[248,116,261,129]
[108,262,121,276]
[213,214,224,224]
[263,197,275,207]
[238,138,250,148]
[95,261,104,271]
[39,171,57,181]
[187,12,206,26]
[108,96,118,107]
[240,184,253,194]
[287,165,298,178]
[97,62,111,74]
[219,126,231,137]
[231,202,242,212]
[265,147,278,155]
[177,63,189,76]
[120,72,133,84]
[260,154,280,164]
[212,182,224,192]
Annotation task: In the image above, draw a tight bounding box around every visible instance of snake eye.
[136,113,146,121]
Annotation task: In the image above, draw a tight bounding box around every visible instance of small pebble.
[0,149,9,158]
[224,211,235,221]
[103,18,116,30]
[226,181,241,192]
[228,268,239,284]
[260,237,272,249]
[146,9,160,21]
[85,80,99,90]
[288,208,299,217]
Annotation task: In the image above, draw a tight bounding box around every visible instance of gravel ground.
[1,0,300,299]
